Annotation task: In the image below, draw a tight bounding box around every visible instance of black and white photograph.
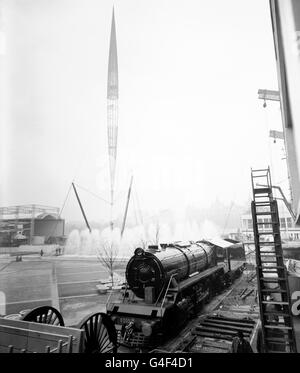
[0,0,300,359]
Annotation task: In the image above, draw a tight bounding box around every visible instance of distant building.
[241,209,300,243]
[0,204,65,247]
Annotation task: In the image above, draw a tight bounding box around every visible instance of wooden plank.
[0,325,29,351]
[195,325,251,336]
[205,318,255,328]
[191,330,233,341]
[200,321,253,333]
[208,315,256,324]
[0,317,83,338]
[201,339,231,349]
[0,326,67,353]
[0,317,85,353]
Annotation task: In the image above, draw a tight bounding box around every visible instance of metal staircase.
[251,167,297,353]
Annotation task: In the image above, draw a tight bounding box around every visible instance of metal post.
[8,345,14,353]
[14,206,19,241]
[30,204,35,245]
[226,248,231,272]
[67,335,73,353]
[72,183,91,233]
[121,176,133,237]
[57,340,63,353]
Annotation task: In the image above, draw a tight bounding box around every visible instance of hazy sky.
[0,0,289,223]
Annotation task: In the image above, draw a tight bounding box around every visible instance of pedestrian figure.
[231,330,253,353]
[40,249,43,257]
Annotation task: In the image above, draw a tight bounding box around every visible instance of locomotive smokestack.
[134,248,144,256]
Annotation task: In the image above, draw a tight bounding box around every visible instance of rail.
[0,316,84,353]
[257,183,296,220]
[6,335,75,353]
[160,274,175,318]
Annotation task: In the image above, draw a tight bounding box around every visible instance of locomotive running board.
[178,263,225,291]
[106,303,168,318]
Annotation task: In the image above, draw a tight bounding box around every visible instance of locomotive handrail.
[155,285,166,306]
[154,270,177,306]
[160,274,176,317]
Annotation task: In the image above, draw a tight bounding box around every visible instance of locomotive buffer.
[251,167,297,353]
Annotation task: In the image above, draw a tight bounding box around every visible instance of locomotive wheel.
[22,306,65,326]
[78,312,118,353]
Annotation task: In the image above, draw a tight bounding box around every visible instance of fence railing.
[6,335,75,353]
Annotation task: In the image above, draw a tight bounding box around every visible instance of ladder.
[251,167,297,353]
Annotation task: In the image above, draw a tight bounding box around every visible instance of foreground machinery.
[0,306,118,353]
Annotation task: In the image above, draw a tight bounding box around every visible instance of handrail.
[154,284,166,307]
[251,167,273,201]
[7,335,74,353]
[160,274,175,318]
[257,183,296,220]
[49,335,74,353]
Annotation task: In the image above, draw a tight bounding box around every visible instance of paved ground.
[55,259,124,325]
[0,256,126,325]
[0,259,53,315]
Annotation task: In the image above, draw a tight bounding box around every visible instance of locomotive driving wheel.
[78,312,118,353]
[22,306,65,326]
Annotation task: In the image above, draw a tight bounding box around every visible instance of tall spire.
[107,7,118,99]
[107,7,119,230]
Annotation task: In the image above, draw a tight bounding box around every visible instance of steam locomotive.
[107,241,245,350]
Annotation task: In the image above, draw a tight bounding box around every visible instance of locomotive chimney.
[160,243,167,251]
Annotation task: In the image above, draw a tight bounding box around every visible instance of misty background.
[0,0,289,237]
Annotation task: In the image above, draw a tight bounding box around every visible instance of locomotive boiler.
[126,242,216,301]
[106,241,232,349]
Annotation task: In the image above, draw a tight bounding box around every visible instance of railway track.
[156,269,259,353]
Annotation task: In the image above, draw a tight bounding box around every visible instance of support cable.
[74,183,111,205]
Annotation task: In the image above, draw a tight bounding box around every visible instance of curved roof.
[36,213,59,219]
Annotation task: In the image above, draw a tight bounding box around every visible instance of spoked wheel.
[78,312,118,353]
[22,306,65,326]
